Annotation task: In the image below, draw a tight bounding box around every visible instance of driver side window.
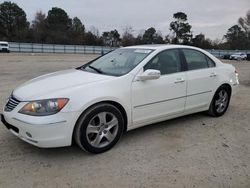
[144,49,182,75]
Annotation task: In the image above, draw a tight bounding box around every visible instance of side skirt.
[127,105,209,131]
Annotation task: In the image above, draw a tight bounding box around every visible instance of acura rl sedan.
[1,45,239,153]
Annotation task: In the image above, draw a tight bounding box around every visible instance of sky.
[3,0,250,40]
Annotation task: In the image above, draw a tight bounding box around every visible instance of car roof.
[124,44,202,51]
[123,44,221,65]
[0,41,8,44]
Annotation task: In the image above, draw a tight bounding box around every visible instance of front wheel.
[74,103,124,153]
[207,86,231,117]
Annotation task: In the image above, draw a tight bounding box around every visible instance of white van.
[0,41,10,53]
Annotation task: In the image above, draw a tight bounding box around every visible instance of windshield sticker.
[134,49,152,54]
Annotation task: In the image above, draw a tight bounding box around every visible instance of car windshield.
[81,48,153,76]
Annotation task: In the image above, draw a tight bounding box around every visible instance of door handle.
[210,73,217,77]
[175,78,185,83]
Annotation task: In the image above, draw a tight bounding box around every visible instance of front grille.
[4,96,21,112]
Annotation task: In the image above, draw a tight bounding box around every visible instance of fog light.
[26,132,32,138]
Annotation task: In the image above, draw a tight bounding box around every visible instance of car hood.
[13,69,113,100]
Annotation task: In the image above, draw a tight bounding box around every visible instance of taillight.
[235,69,239,84]
[235,69,238,75]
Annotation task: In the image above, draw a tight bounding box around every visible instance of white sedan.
[1,45,239,153]
[230,52,247,60]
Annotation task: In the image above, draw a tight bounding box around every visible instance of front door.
[132,49,187,126]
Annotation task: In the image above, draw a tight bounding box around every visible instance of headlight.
[19,98,69,116]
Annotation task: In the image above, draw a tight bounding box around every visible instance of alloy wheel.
[86,112,119,148]
[215,90,229,113]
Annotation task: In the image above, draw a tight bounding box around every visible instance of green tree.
[238,10,250,48]
[238,10,250,33]
[224,25,247,50]
[110,29,120,46]
[135,34,143,45]
[71,17,85,44]
[0,1,29,41]
[46,7,72,44]
[192,33,213,49]
[102,29,120,46]
[141,27,164,44]
[192,33,205,47]
[154,31,165,44]
[85,31,102,45]
[142,27,156,44]
[170,12,192,44]
[72,17,85,33]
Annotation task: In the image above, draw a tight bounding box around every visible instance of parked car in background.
[247,54,250,61]
[230,52,247,60]
[1,45,239,153]
[0,41,10,53]
[221,54,230,60]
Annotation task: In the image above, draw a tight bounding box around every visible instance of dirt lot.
[0,53,250,188]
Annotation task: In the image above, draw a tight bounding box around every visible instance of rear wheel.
[208,86,231,117]
[74,103,124,153]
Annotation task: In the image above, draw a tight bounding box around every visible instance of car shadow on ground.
[11,111,208,158]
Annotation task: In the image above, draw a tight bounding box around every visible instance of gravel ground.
[0,53,249,188]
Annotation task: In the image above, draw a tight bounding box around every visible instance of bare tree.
[31,11,47,42]
[122,26,135,46]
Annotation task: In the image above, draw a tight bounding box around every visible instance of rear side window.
[183,49,215,70]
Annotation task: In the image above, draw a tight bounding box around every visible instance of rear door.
[182,49,218,111]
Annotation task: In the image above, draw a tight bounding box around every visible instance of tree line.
[0,1,249,50]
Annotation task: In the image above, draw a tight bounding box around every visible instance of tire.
[207,86,231,117]
[74,103,124,154]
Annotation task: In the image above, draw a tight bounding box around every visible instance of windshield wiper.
[87,65,104,74]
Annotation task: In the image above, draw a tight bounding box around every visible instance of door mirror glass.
[137,69,161,81]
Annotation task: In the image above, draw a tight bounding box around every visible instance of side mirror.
[137,69,161,81]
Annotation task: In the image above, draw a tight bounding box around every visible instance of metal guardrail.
[206,49,250,58]
[8,42,250,57]
[9,42,117,54]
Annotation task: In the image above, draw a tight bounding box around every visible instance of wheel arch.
[73,100,128,144]
[209,83,232,108]
[102,100,128,133]
[207,82,232,117]
[218,83,232,97]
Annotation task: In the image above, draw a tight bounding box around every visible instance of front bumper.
[232,82,239,96]
[1,110,79,148]
[0,48,10,52]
